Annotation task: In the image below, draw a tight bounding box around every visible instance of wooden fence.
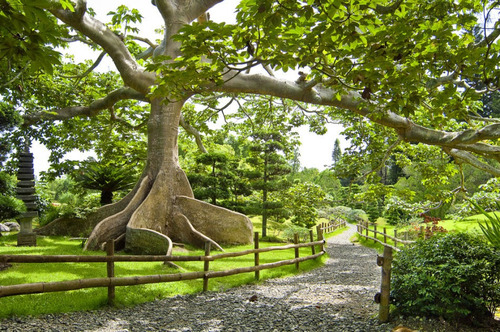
[0,230,325,305]
[356,221,416,251]
[320,218,347,234]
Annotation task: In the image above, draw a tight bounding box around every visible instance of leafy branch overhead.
[1,0,500,253]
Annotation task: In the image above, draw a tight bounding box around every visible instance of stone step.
[18,168,34,174]
[18,162,33,168]
[18,156,34,163]
[17,195,37,202]
[18,211,38,218]
[17,174,35,180]
[24,203,38,210]
[16,187,36,194]
[17,181,35,188]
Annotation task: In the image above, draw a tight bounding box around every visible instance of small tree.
[247,131,292,237]
[332,138,342,164]
[284,182,326,229]
[72,158,137,206]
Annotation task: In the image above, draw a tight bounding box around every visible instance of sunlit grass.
[0,228,327,318]
[355,213,496,253]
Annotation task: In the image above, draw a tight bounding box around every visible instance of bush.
[0,195,26,221]
[325,205,351,220]
[392,233,500,325]
[283,224,310,242]
[345,209,368,224]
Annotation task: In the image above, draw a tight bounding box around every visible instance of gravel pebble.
[0,224,495,331]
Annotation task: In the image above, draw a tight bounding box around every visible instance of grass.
[0,223,330,319]
[355,213,497,253]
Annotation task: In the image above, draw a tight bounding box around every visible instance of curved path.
[1,225,393,331]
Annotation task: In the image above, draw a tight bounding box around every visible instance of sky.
[32,0,349,176]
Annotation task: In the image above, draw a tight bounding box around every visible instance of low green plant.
[283,224,310,242]
[392,233,500,325]
[471,201,500,249]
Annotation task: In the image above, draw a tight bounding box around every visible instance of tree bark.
[85,99,253,253]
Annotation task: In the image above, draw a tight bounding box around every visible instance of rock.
[125,227,171,255]
[175,195,253,245]
[4,221,20,231]
[36,217,94,237]
[0,223,10,232]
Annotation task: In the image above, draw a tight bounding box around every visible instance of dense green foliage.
[71,158,138,206]
[392,233,500,324]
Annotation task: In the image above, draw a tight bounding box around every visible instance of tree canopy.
[2,0,500,252]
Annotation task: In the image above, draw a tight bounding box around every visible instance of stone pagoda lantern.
[16,146,38,246]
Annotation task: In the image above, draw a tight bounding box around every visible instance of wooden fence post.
[383,227,387,244]
[379,246,393,322]
[316,225,324,252]
[365,221,369,236]
[106,240,115,306]
[203,242,211,291]
[309,229,315,255]
[394,229,398,248]
[294,233,300,270]
[254,232,260,280]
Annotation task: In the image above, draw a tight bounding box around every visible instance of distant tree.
[290,146,301,174]
[188,152,234,206]
[332,138,342,164]
[283,182,326,229]
[247,130,292,237]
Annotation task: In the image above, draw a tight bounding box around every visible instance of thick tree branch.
[216,71,500,172]
[23,87,148,125]
[185,0,224,23]
[447,149,500,177]
[179,114,208,153]
[49,0,154,93]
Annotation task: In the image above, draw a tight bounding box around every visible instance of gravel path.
[0,225,487,331]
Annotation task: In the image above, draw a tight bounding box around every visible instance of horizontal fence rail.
[356,222,415,251]
[0,230,326,304]
[319,218,347,234]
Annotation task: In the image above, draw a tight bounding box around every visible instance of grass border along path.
[0,226,348,319]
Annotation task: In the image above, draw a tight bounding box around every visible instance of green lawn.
[355,213,496,253]
[0,223,329,318]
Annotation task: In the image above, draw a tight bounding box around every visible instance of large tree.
[6,0,500,253]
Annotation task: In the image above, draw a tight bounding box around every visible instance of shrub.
[283,224,310,242]
[345,209,368,224]
[326,205,351,220]
[392,233,500,325]
[0,195,26,221]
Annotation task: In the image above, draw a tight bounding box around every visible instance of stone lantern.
[16,147,38,246]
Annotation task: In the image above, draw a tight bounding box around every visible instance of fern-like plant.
[471,200,500,249]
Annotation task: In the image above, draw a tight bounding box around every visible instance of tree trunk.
[100,190,113,206]
[85,99,253,254]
